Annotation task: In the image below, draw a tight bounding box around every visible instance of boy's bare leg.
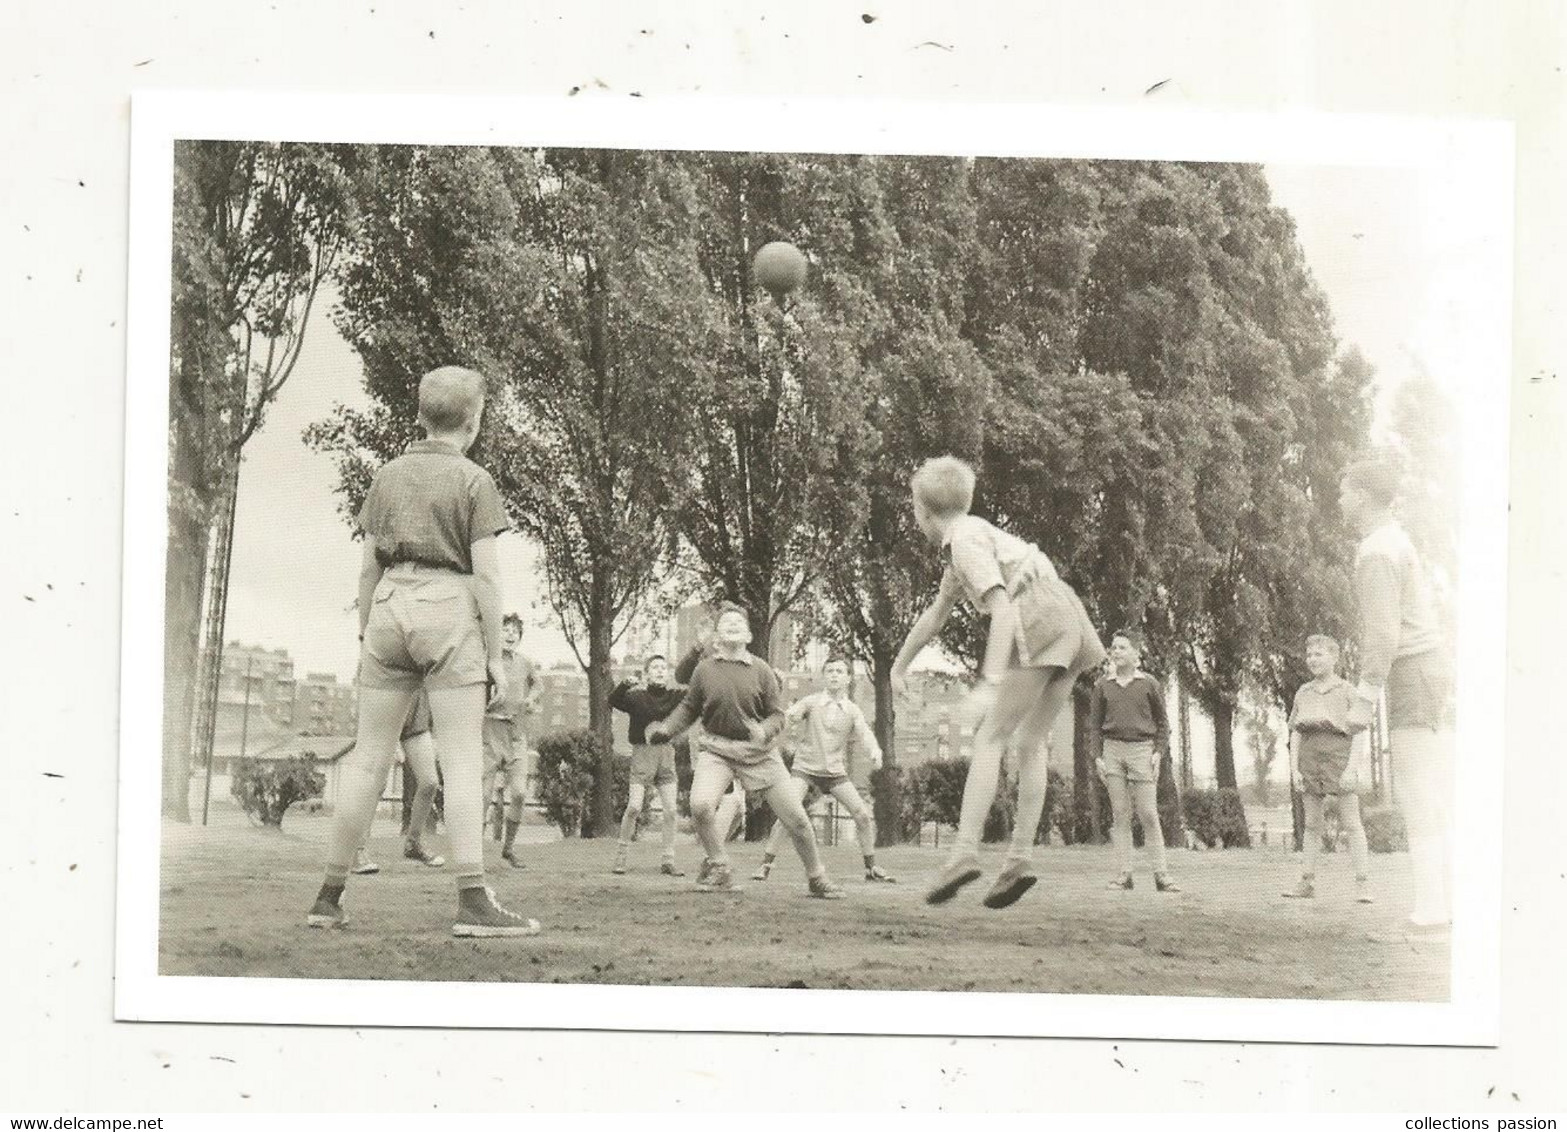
[715,787,744,843]
[426,685,489,890]
[755,778,811,877]
[827,781,895,880]
[1339,791,1371,883]
[1392,726,1452,925]
[401,732,444,864]
[655,780,681,867]
[762,779,827,880]
[950,667,1055,863]
[1004,669,1074,862]
[689,754,736,868]
[325,687,416,880]
[614,782,646,872]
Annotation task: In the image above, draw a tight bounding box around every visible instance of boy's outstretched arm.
[357,541,385,640]
[892,580,959,678]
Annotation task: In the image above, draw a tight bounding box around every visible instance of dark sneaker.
[1282,876,1315,899]
[404,841,445,868]
[660,860,685,877]
[351,849,380,876]
[500,849,525,870]
[1154,872,1182,894]
[925,857,983,905]
[697,863,737,892]
[1107,872,1134,891]
[452,886,541,938]
[306,896,347,930]
[981,858,1037,909]
[807,875,846,900]
[864,865,897,883]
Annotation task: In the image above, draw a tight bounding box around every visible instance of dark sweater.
[609,680,686,745]
[658,651,785,744]
[1089,672,1169,760]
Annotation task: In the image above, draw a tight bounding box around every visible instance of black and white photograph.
[113,94,1510,1043]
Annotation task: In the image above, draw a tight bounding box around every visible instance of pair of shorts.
[1101,737,1159,784]
[483,717,528,793]
[792,769,851,796]
[359,565,487,691]
[1011,568,1108,676]
[1387,650,1453,731]
[692,745,792,795]
[630,742,677,788]
[1297,732,1353,796]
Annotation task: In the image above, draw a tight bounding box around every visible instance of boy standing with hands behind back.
[307,365,539,938]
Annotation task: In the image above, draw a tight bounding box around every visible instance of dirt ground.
[158,806,1448,1001]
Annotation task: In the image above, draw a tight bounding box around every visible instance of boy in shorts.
[647,603,844,898]
[609,654,687,876]
[1283,634,1372,902]
[752,657,895,883]
[484,612,538,868]
[1341,452,1453,928]
[1091,630,1179,893]
[892,456,1106,909]
[306,365,538,937]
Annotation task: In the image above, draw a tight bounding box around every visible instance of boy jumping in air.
[892,456,1106,910]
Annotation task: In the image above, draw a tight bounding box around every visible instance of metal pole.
[207,655,253,825]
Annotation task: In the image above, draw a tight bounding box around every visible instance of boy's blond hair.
[418,366,485,432]
[911,456,976,516]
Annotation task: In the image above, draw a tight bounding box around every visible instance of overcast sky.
[220,160,1509,684]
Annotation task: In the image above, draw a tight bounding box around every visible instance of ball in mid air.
[751,240,808,298]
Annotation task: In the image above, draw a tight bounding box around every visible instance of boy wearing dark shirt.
[307,365,538,938]
[610,654,687,876]
[1090,630,1179,893]
[647,603,843,898]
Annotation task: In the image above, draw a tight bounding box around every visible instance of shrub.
[1181,786,1252,848]
[231,754,324,828]
[1362,805,1408,853]
[535,729,602,837]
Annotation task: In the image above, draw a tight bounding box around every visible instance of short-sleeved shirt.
[1288,675,1360,737]
[787,690,880,777]
[356,439,510,575]
[486,649,538,722]
[939,514,1059,610]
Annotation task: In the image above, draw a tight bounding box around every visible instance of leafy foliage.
[230,755,325,828]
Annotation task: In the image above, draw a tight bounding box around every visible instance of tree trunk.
[1212,700,1239,790]
[1071,682,1102,844]
[587,577,617,838]
[162,515,203,822]
[870,636,902,847]
[1178,681,1194,789]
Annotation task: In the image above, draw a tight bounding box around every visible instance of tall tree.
[309,145,714,836]
[165,141,350,820]
[677,153,889,660]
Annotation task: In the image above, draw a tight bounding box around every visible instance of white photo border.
[118,90,1513,1044]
